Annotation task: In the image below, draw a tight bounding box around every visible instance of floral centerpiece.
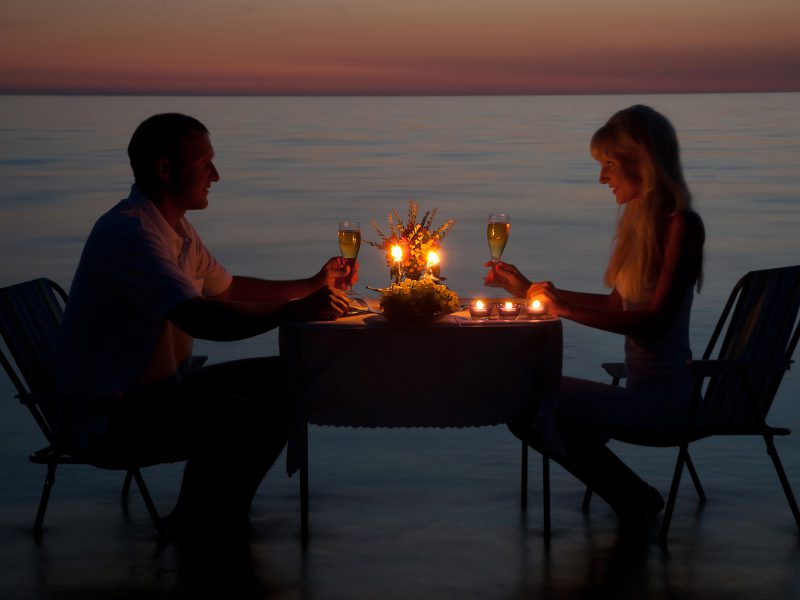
[379,278,460,323]
[368,201,456,281]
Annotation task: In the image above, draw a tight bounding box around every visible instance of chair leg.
[301,420,309,551]
[301,461,309,551]
[543,454,551,543]
[130,469,163,536]
[764,434,800,533]
[684,451,707,502]
[658,444,687,544]
[33,462,57,535]
[121,470,134,498]
[581,487,593,513]
[520,440,528,510]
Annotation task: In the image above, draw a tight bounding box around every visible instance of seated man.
[57,112,354,541]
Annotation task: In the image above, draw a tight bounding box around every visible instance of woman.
[486,105,705,532]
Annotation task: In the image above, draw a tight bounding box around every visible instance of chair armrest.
[19,391,123,407]
[687,358,791,377]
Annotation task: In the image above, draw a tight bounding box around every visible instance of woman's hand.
[526,281,569,316]
[312,257,359,291]
[483,261,531,297]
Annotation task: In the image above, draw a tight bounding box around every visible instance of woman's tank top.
[622,285,694,403]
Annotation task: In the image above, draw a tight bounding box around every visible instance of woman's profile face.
[596,152,644,205]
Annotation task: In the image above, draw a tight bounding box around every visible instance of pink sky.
[1,1,798,95]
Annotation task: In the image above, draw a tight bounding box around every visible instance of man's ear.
[155,158,171,183]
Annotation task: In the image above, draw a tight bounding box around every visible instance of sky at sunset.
[1,0,799,95]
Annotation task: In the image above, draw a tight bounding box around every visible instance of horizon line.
[2,89,799,98]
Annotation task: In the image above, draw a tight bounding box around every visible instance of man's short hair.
[127,113,209,187]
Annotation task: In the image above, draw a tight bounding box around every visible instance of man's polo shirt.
[57,185,232,448]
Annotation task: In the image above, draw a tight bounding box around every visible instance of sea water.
[1,93,799,597]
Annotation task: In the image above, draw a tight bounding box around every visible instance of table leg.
[520,440,528,510]
[301,421,309,551]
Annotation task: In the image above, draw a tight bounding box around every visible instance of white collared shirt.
[57,185,232,447]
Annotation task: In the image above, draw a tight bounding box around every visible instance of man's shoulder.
[81,200,168,266]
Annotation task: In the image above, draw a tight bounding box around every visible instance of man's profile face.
[170,130,220,211]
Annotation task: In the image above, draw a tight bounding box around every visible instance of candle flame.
[391,245,403,262]
[426,250,440,266]
[504,301,514,310]
[474,300,485,310]
[531,299,542,311]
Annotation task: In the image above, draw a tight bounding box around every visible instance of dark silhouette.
[57,113,356,541]
[486,105,704,534]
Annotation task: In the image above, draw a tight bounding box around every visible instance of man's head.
[128,113,219,209]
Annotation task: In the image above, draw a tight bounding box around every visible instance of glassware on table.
[485,212,510,287]
[338,221,361,293]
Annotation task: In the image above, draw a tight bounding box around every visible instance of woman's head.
[590,104,690,212]
[596,106,697,299]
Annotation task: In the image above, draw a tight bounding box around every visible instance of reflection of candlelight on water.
[469,299,490,319]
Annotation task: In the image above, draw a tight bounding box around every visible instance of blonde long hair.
[592,105,695,301]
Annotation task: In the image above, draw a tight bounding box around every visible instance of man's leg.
[174,357,288,527]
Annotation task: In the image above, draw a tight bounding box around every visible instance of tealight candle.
[469,299,491,319]
[498,301,521,319]
[525,298,547,318]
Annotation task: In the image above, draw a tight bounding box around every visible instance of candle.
[499,301,520,319]
[525,298,547,318]
[425,250,441,279]
[426,250,440,268]
[391,245,403,283]
[469,299,490,319]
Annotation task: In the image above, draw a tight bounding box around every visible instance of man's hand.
[288,284,349,321]
[312,257,359,291]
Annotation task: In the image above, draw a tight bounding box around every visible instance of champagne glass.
[338,221,360,293]
[486,213,509,287]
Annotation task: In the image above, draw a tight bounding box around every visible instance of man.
[57,113,354,540]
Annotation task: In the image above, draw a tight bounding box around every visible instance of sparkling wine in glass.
[338,221,360,292]
[487,213,510,262]
[486,213,509,287]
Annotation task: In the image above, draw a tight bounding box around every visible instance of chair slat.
[0,279,66,396]
[701,266,800,429]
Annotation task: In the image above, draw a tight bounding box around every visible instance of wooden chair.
[583,265,800,543]
[0,278,167,535]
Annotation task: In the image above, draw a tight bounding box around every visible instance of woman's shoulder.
[668,209,705,239]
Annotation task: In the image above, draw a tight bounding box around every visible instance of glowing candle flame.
[504,301,514,310]
[391,245,403,262]
[426,250,440,266]
[474,300,485,310]
[531,299,543,312]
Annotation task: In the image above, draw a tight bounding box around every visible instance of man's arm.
[166,285,349,341]
[214,257,358,302]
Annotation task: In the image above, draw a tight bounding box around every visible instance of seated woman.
[485,105,705,532]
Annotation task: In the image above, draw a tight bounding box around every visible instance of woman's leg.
[510,376,664,527]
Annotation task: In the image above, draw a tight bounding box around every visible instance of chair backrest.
[0,278,68,439]
[701,265,800,428]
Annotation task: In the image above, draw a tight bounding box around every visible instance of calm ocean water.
[1,94,799,597]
